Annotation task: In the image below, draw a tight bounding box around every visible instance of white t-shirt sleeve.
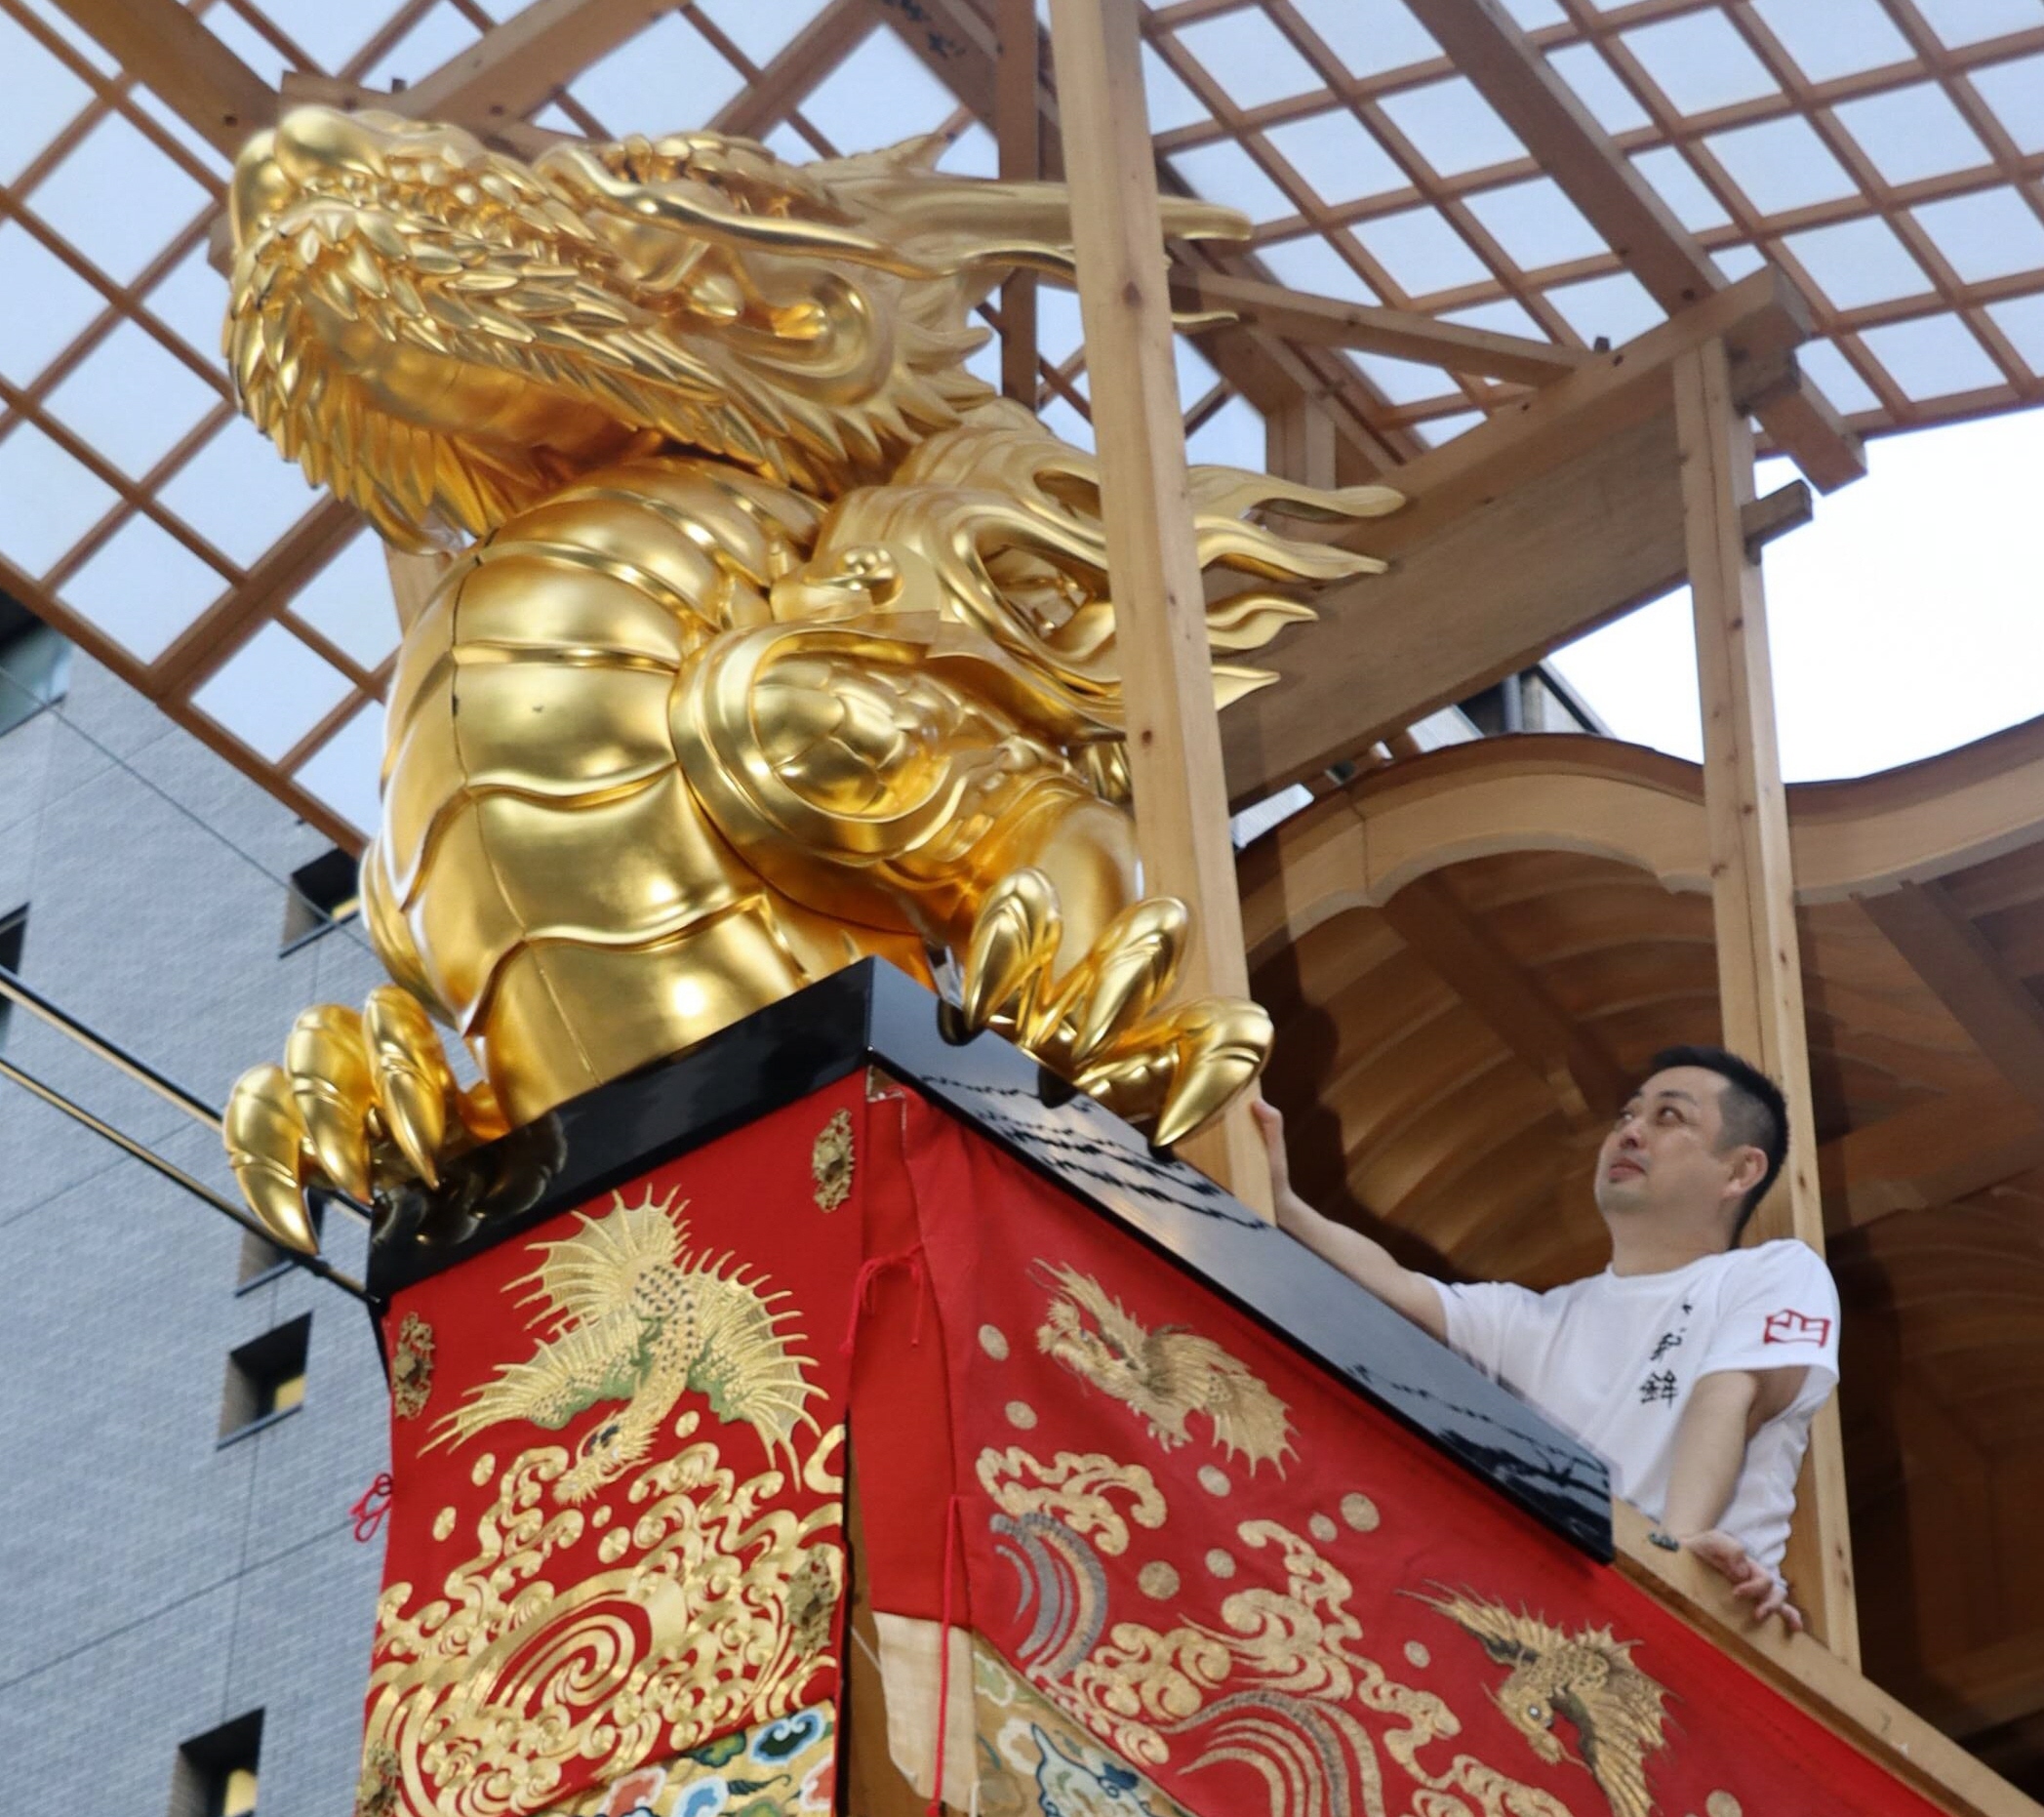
[1433,1278,1544,1390]
[1695,1240,1840,1410]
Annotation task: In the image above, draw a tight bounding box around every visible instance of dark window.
[0,906,23,1050]
[220,1315,310,1441]
[170,1710,262,1817]
[281,846,362,949]
[0,593,70,738]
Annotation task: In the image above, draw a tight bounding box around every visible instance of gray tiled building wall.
[0,653,390,1815]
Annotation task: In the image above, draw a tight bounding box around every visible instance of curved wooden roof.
[1242,719,2044,1759]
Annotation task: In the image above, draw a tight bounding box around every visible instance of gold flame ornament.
[219,107,1399,1248]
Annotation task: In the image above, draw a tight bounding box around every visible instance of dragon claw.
[365,986,456,1185]
[961,868,1062,1038]
[959,875,1270,1148]
[224,1063,322,1255]
[223,989,506,1253]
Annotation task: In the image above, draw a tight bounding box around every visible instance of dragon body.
[219,106,1397,1246]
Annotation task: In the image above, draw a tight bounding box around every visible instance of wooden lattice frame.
[0,0,2038,847]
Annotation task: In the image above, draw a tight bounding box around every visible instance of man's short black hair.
[1642,1044,1788,1245]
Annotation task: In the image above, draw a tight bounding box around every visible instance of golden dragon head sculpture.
[220,106,1401,1251]
[226,106,1250,549]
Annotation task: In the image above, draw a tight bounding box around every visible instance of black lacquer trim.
[368,958,1614,1560]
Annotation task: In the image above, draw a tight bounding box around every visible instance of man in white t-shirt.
[1256,1044,1838,1630]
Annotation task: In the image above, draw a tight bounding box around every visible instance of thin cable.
[0,652,379,959]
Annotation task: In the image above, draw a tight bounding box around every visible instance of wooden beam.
[1238,720,2044,963]
[708,0,870,140]
[1218,270,1811,807]
[1225,409,1684,804]
[862,0,1402,474]
[1049,0,1267,1212]
[1400,0,1865,493]
[996,0,1041,407]
[1819,1084,2044,1230]
[1744,480,1813,558]
[398,0,672,126]
[1380,872,1629,1126]
[1345,266,1806,559]
[50,0,275,158]
[1677,331,1856,1664]
[1863,882,2044,1111]
[147,498,362,700]
[1918,1628,2044,1742]
[1612,1503,2040,1817]
[1265,395,1338,495]
[1171,269,1589,387]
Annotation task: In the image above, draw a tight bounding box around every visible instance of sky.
[1548,407,2044,781]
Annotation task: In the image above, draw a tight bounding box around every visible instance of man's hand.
[1680,1528,1805,1632]
[1249,1099,1448,1342]
[1252,1099,1317,1230]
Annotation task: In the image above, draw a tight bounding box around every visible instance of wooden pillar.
[385,545,451,632]
[996,0,1040,408]
[1047,0,1270,1215]
[1266,396,1338,492]
[1675,336,1858,1664]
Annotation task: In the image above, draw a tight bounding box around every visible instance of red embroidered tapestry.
[851,1084,1949,1817]
[359,1069,1952,1817]
[364,1079,863,1817]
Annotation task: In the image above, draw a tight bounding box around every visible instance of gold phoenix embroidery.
[424,1185,817,1502]
[1033,1262,1295,1473]
[811,1109,854,1212]
[1418,1589,1671,1817]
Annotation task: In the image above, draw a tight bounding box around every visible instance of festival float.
[180,77,2028,1817]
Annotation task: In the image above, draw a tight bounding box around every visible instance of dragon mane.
[225,107,1251,549]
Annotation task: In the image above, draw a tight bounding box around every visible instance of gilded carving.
[215,107,1401,1251]
[390,1312,436,1420]
[1034,1262,1295,1472]
[811,1109,854,1212]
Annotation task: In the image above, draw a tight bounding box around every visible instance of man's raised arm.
[1254,1102,1447,1343]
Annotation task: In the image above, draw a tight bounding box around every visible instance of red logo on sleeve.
[1763,1309,1832,1347]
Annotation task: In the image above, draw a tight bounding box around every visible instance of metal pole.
[0,961,220,1128]
[0,1053,371,1303]
[0,961,372,1220]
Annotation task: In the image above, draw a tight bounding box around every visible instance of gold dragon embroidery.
[978,1446,1577,1817]
[1418,1589,1672,1817]
[1034,1262,1296,1473]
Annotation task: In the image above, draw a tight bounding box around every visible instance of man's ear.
[1725,1144,1767,1201]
